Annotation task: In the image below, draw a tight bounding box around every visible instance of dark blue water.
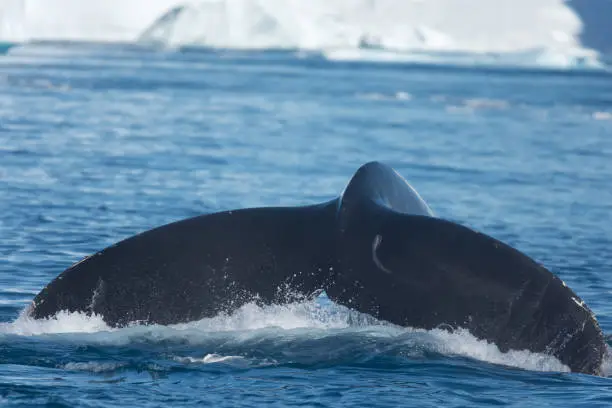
[1,43,612,407]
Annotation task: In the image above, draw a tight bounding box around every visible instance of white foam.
[601,351,612,377]
[2,308,111,336]
[423,328,570,373]
[1,298,575,374]
[593,111,612,121]
[357,91,412,101]
[175,354,246,365]
[0,0,604,69]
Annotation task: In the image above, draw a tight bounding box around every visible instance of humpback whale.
[28,161,605,375]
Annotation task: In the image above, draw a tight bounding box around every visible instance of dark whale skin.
[29,162,606,375]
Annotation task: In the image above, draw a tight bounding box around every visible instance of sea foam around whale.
[0,293,578,375]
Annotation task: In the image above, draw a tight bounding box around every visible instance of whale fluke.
[28,161,605,375]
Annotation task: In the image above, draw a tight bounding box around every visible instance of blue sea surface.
[1,43,612,407]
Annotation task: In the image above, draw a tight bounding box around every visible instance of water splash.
[2,308,110,335]
[1,294,572,374]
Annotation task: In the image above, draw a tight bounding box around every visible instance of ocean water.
[1,39,612,407]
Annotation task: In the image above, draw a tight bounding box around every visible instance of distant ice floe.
[0,0,608,70]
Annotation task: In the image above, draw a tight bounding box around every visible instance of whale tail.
[28,161,606,374]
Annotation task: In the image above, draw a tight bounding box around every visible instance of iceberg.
[0,0,608,69]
